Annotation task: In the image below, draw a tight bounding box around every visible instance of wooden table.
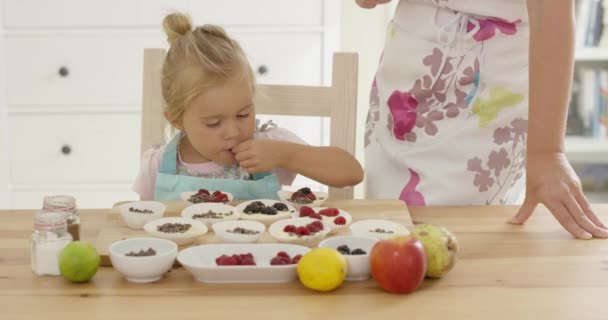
[1,201,607,320]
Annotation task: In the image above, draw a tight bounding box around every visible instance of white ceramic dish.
[268,217,331,247]
[118,201,166,229]
[180,190,234,205]
[292,207,353,235]
[235,199,295,225]
[277,189,328,208]
[177,243,310,283]
[318,235,378,281]
[143,217,208,245]
[109,237,177,283]
[212,220,266,243]
[180,202,239,225]
[349,219,410,240]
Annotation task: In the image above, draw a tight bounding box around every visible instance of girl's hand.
[232,139,285,174]
[356,0,391,9]
[510,152,608,239]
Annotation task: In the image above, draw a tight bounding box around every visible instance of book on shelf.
[577,0,606,47]
[568,68,608,138]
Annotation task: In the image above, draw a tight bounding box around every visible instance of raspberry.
[212,190,223,196]
[319,208,339,217]
[295,226,311,236]
[277,251,291,260]
[283,225,297,233]
[299,206,315,217]
[270,256,290,265]
[215,254,239,266]
[309,213,323,220]
[232,254,242,264]
[291,255,302,264]
[306,224,320,233]
[333,216,347,225]
[306,193,317,200]
[197,189,210,196]
[311,221,324,230]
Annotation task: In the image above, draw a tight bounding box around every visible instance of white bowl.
[318,235,378,281]
[178,243,310,283]
[292,207,353,235]
[349,219,410,240]
[235,199,295,226]
[212,220,266,243]
[118,201,166,229]
[181,202,239,225]
[268,217,330,247]
[277,189,328,208]
[109,237,177,283]
[143,217,208,245]
[180,190,234,205]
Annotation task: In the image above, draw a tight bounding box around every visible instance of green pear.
[412,224,458,278]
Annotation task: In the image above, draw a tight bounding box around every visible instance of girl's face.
[177,79,256,166]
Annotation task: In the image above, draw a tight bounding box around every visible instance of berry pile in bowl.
[277,187,328,208]
[177,243,310,283]
[294,206,353,234]
[268,217,331,247]
[235,199,295,225]
[181,189,233,205]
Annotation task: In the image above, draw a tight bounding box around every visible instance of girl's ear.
[164,112,184,132]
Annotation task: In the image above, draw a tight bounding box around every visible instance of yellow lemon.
[297,248,347,292]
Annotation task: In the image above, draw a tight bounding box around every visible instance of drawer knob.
[257,65,268,76]
[58,66,69,77]
[61,145,71,155]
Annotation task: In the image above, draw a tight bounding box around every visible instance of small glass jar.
[43,195,80,240]
[31,211,73,276]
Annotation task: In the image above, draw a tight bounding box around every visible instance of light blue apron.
[154,134,281,201]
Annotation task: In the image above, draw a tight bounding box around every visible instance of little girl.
[133,12,363,201]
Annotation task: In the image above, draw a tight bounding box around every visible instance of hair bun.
[163,12,193,46]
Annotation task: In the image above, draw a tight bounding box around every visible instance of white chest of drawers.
[0,0,340,209]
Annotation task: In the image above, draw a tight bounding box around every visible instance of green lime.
[59,241,100,283]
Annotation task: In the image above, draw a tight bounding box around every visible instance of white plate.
[268,217,331,247]
[349,219,410,240]
[235,199,295,225]
[118,201,166,229]
[181,203,239,225]
[180,190,234,205]
[277,189,328,208]
[143,217,208,245]
[212,220,266,243]
[177,243,310,283]
[292,207,353,235]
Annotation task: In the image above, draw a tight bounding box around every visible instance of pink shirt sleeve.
[256,127,308,186]
[132,146,165,200]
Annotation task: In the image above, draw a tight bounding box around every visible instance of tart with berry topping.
[293,206,353,234]
[235,199,295,225]
[277,188,328,208]
[269,217,331,246]
[181,189,233,205]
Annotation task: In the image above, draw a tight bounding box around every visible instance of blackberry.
[297,187,312,194]
[260,206,278,215]
[351,248,367,255]
[337,245,351,255]
[272,202,289,211]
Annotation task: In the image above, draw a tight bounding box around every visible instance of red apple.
[370,236,427,294]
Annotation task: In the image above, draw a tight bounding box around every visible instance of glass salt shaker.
[43,195,80,241]
[30,211,73,276]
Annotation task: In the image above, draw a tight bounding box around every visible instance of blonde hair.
[161,12,255,124]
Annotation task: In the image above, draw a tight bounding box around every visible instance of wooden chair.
[140,49,358,200]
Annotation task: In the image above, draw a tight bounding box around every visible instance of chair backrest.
[140,49,358,200]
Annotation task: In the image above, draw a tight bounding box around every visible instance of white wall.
[340,0,396,198]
